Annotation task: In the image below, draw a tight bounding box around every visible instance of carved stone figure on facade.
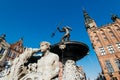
[57,26,72,43]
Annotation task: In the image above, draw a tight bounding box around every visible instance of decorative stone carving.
[36,41,59,80]
[0,41,60,80]
[8,48,36,80]
[0,37,89,80]
[63,59,81,80]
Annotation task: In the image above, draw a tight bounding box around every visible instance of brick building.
[83,10,120,80]
[0,35,24,71]
[7,38,24,61]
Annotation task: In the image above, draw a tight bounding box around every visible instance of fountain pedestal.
[50,41,89,80]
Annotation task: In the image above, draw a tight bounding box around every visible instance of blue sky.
[0,0,120,79]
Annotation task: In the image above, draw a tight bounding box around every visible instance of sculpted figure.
[57,26,72,42]
[8,47,41,80]
[0,41,59,80]
[37,41,59,80]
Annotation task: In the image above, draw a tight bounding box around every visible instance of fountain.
[0,26,89,80]
[50,26,89,80]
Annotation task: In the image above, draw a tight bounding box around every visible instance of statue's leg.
[66,34,70,41]
[61,36,65,43]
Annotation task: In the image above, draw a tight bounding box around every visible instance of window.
[101,32,105,35]
[112,77,118,80]
[109,31,115,38]
[12,53,16,58]
[0,47,5,54]
[14,47,17,50]
[7,50,12,57]
[116,28,120,31]
[96,39,100,42]
[105,60,114,73]
[99,47,106,55]
[116,42,120,50]
[14,46,19,51]
[109,31,113,33]
[111,35,115,38]
[107,45,115,54]
[115,59,120,70]
[104,37,108,40]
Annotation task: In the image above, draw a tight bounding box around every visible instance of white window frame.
[99,47,106,55]
[116,42,120,50]
[107,45,115,54]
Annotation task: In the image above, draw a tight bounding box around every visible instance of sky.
[0,0,120,79]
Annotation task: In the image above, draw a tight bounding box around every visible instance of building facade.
[0,34,10,71]
[83,10,120,80]
[7,38,24,62]
[0,35,24,71]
